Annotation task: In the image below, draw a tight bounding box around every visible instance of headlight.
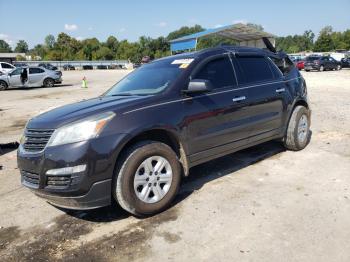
[47,111,115,147]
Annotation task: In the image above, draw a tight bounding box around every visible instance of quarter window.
[194,56,236,89]
[29,68,45,74]
[234,56,274,84]
[269,57,294,76]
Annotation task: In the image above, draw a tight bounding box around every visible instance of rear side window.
[270,57,294,75]
[29,68,45,74]
[233,56,274,84]
[1,63,13,69]
[194,56,236,89]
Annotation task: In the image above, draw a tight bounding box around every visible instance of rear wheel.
[336,65,341,70]
[0,80,8,91]
[113,141,182,216]
[43,78,55,87]
[284,106,311,151]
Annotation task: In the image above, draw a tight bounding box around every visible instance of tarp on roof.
[169,23,276,52]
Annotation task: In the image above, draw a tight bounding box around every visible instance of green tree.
[314,26,334,52]
[45,34,55,49]
[106,36,119,53]
[167,25,204,41]
[95,46,114,60]
[14,40,29,53]
[0,39,12,52]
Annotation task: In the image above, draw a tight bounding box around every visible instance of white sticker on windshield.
[171,59,194,65]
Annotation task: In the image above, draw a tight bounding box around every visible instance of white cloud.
[214,24,223,28]
[88,27,93,31]
[232,19,247,25]
[119,28,126,33]
[156,21,167,27]
[0,33,13,45]
[64,24,78,31]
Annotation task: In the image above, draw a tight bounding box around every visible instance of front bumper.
[55,77,62,84]
[17,133,126,209]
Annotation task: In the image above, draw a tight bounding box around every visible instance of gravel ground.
[0,69,349,262]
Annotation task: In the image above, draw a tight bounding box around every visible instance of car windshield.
[105,57,188,96]
[306,56,320,61]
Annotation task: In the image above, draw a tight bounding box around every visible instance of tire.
[0,80,8,91]
[113,141,182,216]
[43,78,55,87]
[305,69,310,72]
[284,106,311,151]
[336,65,341,71]
[319,65,324,72]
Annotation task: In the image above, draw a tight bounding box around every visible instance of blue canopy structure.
[169,23,276,53]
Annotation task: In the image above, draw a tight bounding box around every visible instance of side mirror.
[183,79,213,94]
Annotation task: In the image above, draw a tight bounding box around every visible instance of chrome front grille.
[23,129,54,152]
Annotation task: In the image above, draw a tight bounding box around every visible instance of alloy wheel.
[133,156,173,204]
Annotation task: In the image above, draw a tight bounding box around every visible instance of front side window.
[105,58,186,96]
[194,56,236,89]
[11,68,22,75]
[29,68,45,74]
[234,56,274,84]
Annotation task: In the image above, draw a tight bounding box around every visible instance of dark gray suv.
[17,45,311,216]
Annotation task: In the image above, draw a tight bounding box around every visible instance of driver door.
[8,68,24,87]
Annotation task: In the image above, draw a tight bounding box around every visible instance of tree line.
[0,25,349,62]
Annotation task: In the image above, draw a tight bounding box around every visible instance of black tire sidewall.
[114,142,181,216]
[0,81,7,90]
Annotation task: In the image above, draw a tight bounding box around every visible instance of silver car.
[0,66,62,91]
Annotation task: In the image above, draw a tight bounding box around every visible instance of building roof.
[169,23,276,52]
[0,53,26,58]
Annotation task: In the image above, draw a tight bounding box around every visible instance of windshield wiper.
[111,93,135,96]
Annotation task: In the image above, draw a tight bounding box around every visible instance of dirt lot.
[0,69,350,262]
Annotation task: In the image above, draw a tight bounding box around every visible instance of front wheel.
[284,106,311,151]
[336,65,342,70]
[43,78,55,87]
[319,65,324,72]
[113,141,182,216]
[0,80,8,91]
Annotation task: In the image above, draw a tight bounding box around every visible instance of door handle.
[232,96,246,102]
[276,88,285,93]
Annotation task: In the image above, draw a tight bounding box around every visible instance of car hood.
[27,95,147,129]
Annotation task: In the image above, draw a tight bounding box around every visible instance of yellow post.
[82,76,87,88]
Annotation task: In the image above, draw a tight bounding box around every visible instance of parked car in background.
[97,65,108,70]
[17,45,311,216]
[82,65,93,70]
[38,63,58,71]
[63,64,75,71]
[304,56,342,71]
[291,58,305,70]
[341,57,350,68]
[0,66,62,91]
[13,62,28,68]
[0,62,16,73]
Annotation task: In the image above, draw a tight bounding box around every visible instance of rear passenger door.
[231,54,287,141]
[183,54,251,164]
[28,68,45,86]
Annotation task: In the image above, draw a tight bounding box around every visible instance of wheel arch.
[115,128,189,177]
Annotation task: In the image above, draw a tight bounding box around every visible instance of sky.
[0,0,349,48]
